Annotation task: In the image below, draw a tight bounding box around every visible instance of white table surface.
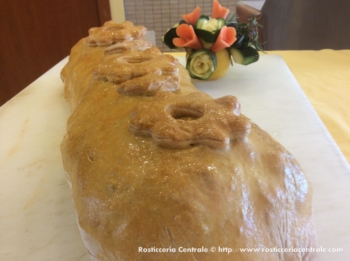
[0,54,349,260]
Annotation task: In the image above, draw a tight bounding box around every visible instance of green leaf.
[225,12,238,24]
[162,27,178,49]
[229,46,259,65]
[194,28,220,43]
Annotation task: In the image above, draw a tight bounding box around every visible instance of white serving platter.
[0,54,349,260]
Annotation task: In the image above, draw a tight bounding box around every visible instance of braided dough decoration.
[129,92,251,149]
[86,21,147,47]
[94,47,180,96]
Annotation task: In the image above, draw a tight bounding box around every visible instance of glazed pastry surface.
[61,21,316,261]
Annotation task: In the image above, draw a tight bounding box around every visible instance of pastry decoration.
[117,74,180,96]
[129,92,251,149]
[105,40,153,55]
[86,21,147,47]
[94,47,180,96]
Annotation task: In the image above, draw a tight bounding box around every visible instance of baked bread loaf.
[61,21,316,261]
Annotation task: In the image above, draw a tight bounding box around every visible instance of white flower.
[197,18,224,33]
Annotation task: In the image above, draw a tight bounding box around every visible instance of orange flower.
[182,7,201,25]
[211,26,237,52]
[211,0,230,19]
[173,24,202,49]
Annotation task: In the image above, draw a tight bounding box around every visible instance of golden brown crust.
[129,92,251,149]
[93,47,180,96]
[86,21,147,47]
[61,21,316,261]
[105,40,153,55]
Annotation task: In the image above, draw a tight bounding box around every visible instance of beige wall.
[109,0,125,23]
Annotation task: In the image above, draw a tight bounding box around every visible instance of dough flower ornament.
[163,0,263,81]
[129,92,251,150]
[87,21,146,47]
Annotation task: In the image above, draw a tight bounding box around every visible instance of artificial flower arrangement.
[162,0,263,81]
